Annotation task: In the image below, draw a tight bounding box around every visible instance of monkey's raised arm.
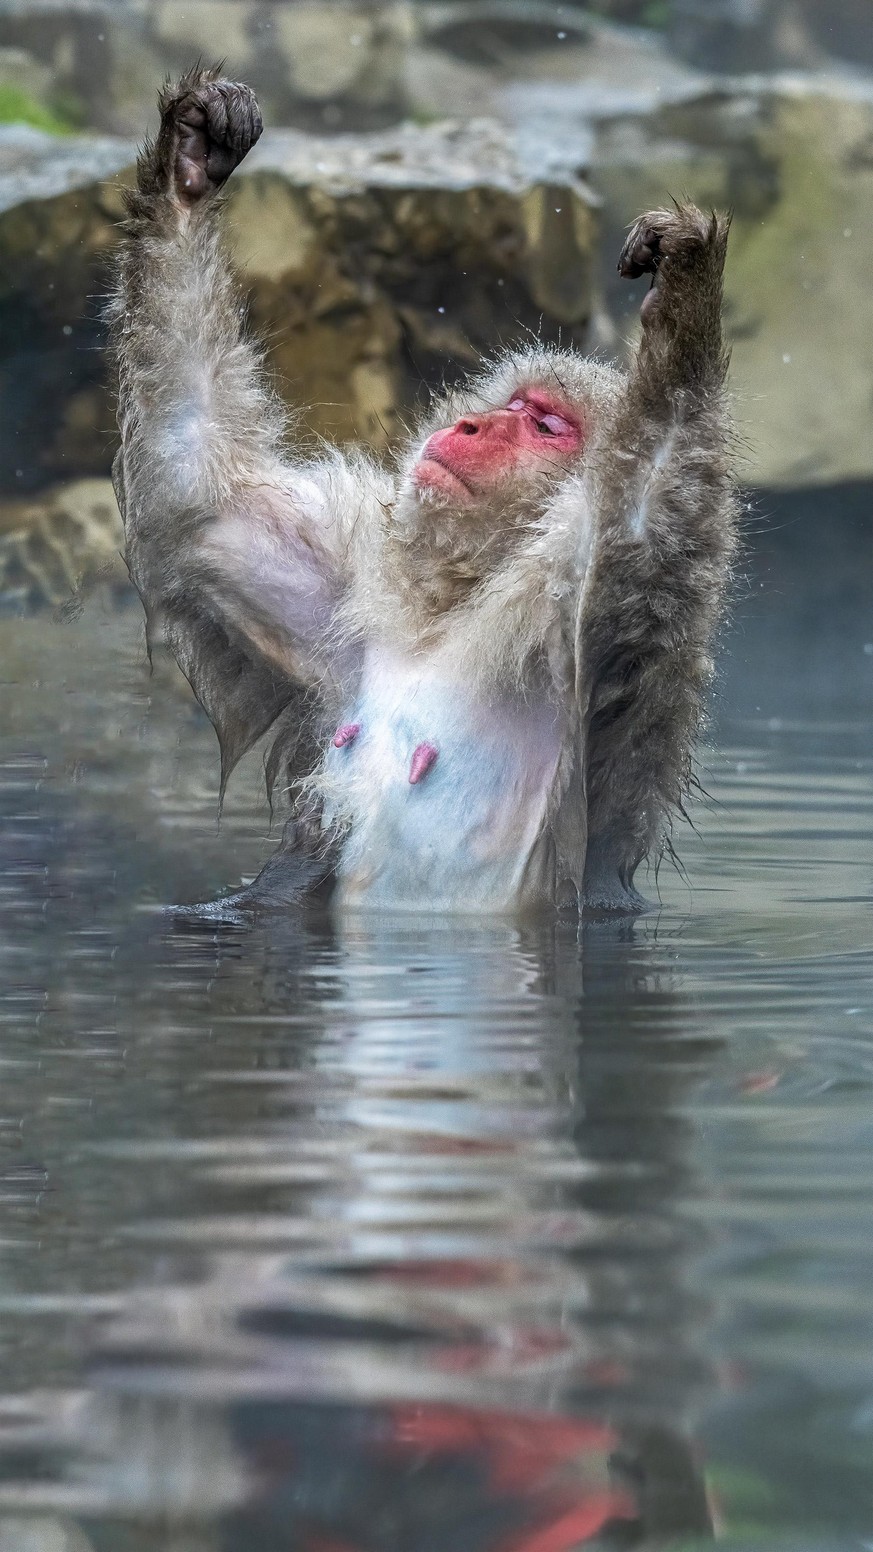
[108,69,358,789]
[576,204,739,909]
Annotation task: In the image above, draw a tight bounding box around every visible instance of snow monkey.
[109,68,738,916]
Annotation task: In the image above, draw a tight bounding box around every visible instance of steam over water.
[0,502,870,1550]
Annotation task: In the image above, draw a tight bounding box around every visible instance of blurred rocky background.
[0,0,871,657]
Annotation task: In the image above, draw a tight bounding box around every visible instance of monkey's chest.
[320,649,563,914]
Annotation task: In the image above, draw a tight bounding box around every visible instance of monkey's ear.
[163,608,298,808]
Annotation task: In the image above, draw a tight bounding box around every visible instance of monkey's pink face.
[413,392,583,503]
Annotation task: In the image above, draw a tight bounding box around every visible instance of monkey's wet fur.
[108,66,739,918]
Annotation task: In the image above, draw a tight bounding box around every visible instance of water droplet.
[62,324,72,336]
[782,353,791,364]
[437,306,445,314]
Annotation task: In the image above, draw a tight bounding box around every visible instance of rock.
[418,1,593,65]
[810,0,873,70]
[0,1,149,134]
[0,0,418,135]
[0,478,126,611]
[269,1,416,128]
[0,46,55,111]
[404,44,501,126]
[0,118,598,495]
[668,0,801,72]
[0,122,135,214]
[0,126,136,493]
[0,1519,95,1552]
[151,0,418,132]
[667,0,873,73]
[408,7,700,130]
[590,76,873,488]
[151,0,258,78]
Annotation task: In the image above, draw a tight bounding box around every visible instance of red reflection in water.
[384,1403,635,1550]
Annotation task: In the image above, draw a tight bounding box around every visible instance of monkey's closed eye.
[507,398,574,438]
[537,413,573,436]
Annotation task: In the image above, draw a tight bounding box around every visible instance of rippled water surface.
[0,583,870,1552]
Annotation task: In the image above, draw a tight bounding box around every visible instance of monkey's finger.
[208,82,262,150]
[618,224,663,279]
[206,141,239,185]
[618,247,653,279]
[185,85,261,192]
[205,83,262,181]
[200,86,230,151]
[222,83,263,152]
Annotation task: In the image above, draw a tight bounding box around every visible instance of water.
[0,564,870,1551]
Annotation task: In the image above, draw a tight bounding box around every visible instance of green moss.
[0,85,74,135]
[48,89,87,130]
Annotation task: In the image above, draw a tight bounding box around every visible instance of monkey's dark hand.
[153,68,263,210]
[618,204,714,279]
[618,204,722,326]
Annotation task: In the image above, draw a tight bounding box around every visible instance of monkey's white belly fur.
[321,646,563,914]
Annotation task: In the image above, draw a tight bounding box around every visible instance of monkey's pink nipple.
[333,722,361,749]
[409,742,439,785]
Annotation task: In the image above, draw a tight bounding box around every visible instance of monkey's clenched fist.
[153,68,262,209]
[618,203,729,331]
[618,204,716,278]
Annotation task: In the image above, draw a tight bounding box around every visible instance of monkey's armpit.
[143,67,262,211]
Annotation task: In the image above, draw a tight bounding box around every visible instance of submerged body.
[109,69,738,915]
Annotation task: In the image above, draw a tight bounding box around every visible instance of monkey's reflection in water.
[74,915,718,1552]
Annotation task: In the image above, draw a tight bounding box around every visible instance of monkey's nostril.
[457,420,479,435]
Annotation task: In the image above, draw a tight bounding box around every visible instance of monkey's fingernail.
[409,742,439,785]
[333,722,361,748]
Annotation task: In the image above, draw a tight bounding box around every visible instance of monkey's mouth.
[413,456,474,501]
